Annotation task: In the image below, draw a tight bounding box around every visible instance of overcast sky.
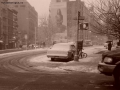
[28,0,51,17]
[27,0,94,17]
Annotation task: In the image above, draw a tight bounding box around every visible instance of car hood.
[103,49,120,57]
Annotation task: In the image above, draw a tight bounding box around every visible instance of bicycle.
[78,50,87,59]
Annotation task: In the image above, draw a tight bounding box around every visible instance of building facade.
[49,0,92,42]
[7,8,18,49]
[49,0,106,45]
[0,0,8,49]
[8,0,38,45]
[0,0,19,50]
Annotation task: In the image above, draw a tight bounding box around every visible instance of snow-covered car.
[47,43,75,61]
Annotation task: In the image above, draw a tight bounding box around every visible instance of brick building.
[0,0,8,49]
[8,0,38,45]
[7,8,18,49]
[0,0,19,49]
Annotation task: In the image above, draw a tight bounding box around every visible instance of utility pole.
[74,9,87,61]
[74,11,80,61]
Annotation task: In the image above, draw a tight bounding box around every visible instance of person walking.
[78,40,83,58]
[108,41,112,51]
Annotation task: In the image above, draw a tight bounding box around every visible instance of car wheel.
[82,52,87,58]
[113,65,120,89]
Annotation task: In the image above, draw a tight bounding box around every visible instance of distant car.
[34,45,39,48]
[29,44,39,49]
[47,43,76,61]
[98,48,120,87]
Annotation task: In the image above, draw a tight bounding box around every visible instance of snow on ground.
[30,55,50,63]
[58,65,99,73]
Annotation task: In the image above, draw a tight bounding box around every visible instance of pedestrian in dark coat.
[108,42,112,51]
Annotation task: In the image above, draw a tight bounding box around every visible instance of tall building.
[49,0,92,42]
[49,0,105,45]
[0,0,8,49]
[49,0,68,42]
[8,0,38,45]
[67,0,82,40]
[7,8,18,49]
[0,0,19,50]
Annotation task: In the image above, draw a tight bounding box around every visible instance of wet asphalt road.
[0,49,118,90]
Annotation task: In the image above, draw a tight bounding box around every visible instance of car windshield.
[52,44,70,50]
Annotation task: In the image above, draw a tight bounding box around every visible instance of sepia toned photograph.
[0,0,120,90]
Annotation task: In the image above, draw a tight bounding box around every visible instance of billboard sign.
[49,2,67,33]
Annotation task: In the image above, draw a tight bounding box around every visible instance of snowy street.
[0,45,116,90]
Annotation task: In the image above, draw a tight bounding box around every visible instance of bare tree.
[38,16,48,43]
[89,0,120,39]
[38,15,57,45]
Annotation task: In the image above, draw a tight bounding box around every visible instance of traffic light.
[80,23,89,30]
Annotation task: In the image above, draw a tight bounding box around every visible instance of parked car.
[98,48,120,88]
[47,43,76,61]
[29,44,39,49]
